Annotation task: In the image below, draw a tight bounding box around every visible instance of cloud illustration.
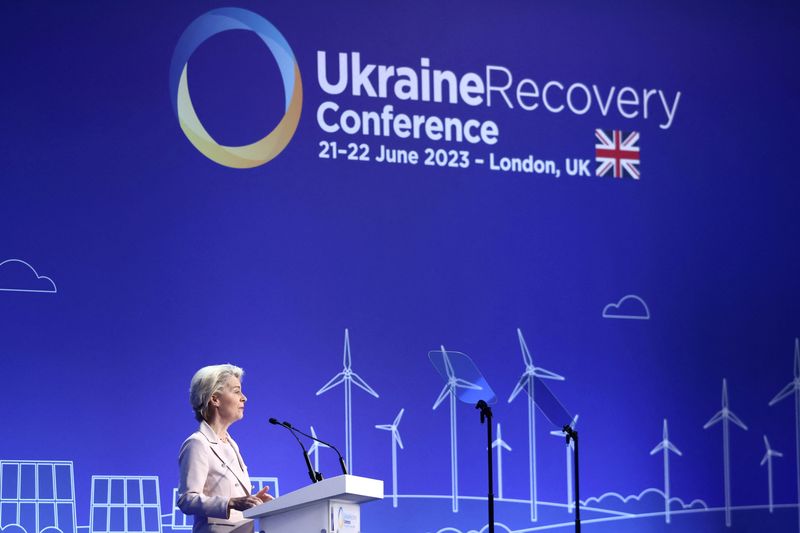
[0,259,57,293]
[433,523,514,533]
[602,294,649,320]
[0,525,28,533]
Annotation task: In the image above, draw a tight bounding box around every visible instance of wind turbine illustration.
[760,435,783,514]
[375,408,405,508]
[307,426,329,475]
[550,414,579,513]
[316,328,379,474]
[432,346,482,512]
[508,328,565,522]
[649,418,682,523]
[703,378,748,528]
[769,338,800,529]
[491,423,512,500]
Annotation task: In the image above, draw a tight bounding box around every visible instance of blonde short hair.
[189,364,244,422]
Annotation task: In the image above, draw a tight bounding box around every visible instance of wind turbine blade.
[773,450,784,458]
[350,371,380,397]
[769,381,796,406]
[795,337,799,379]
[760,453,769,466]
[309,426,329,448]
[441,346,455,379]
[393,408,405,426]
[649,442,665,455]
[721,378,729,408]
[375,424,393,431]
[534,367,566,381]
[492,434,512,450]
[342,328,351,369]
[433,383,451,410]
[454,378,483,390]
[394,430,404,450]
[666,442,683,456]
[727,411,748,431]
[316,372,346,395]
[507,373,529,403]
[763,434,770,449]
[517,328,533,367]
[703,410,723,429]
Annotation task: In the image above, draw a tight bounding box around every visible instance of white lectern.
[243,475,383,533]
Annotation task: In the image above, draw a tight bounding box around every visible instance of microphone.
[268,418,321,483]
[282,420,349,475]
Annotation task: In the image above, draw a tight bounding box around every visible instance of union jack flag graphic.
[595,129,640,179]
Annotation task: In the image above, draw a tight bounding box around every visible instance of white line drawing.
[649,419,682,523]
[492,423,512,500]
[0,460,77,533]
[581,487,707,511]
[316,328,379,474]
[89,476,161,533]
[431,502,791,533]
[508,328,565,521]
[0,259,57,293]
[307,426,329,475]
[391,494,635,518]
[601,294,649,320]
[769,337,800,530]
[549,414,578,513]
[432,523,515,533]
[760,435,783,514]
[0,525,28,533]
[703,378,748,528]
[432,346,482,513]
[375,408,405,508]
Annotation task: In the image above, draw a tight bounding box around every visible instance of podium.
[243,475,383,533]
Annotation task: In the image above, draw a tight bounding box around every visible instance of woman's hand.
[228,486,273,511]
[255,486,274,502]
[228,495,264,511]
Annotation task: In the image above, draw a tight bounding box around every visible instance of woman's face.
[211,375,247,425]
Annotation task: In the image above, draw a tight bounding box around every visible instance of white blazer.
[177,422,254,533]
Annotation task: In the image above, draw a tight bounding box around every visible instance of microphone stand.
[563,424,580,533]
[283,421,349,475]
[475,400,495,533]
[268,418,320,483]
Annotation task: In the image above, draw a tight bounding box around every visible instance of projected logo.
[169,7,302,169]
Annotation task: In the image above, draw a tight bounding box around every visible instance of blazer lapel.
[199,422,251,497]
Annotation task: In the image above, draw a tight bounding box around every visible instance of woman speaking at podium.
[178,364,273,533]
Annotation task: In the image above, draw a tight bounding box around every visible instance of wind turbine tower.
[376,408,405,508]
[432,346,482,512]
[760,435,783,514]
[508,328,565,522]
[769,337,800,530]
[649,418,682,523]
[550,414,579,513]
[703,378,748,528]
[491,423,512,500]
[317,329,379,473]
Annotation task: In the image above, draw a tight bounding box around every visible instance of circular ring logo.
[169,8,302,169]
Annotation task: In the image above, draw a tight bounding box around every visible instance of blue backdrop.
[1,2,799,532]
